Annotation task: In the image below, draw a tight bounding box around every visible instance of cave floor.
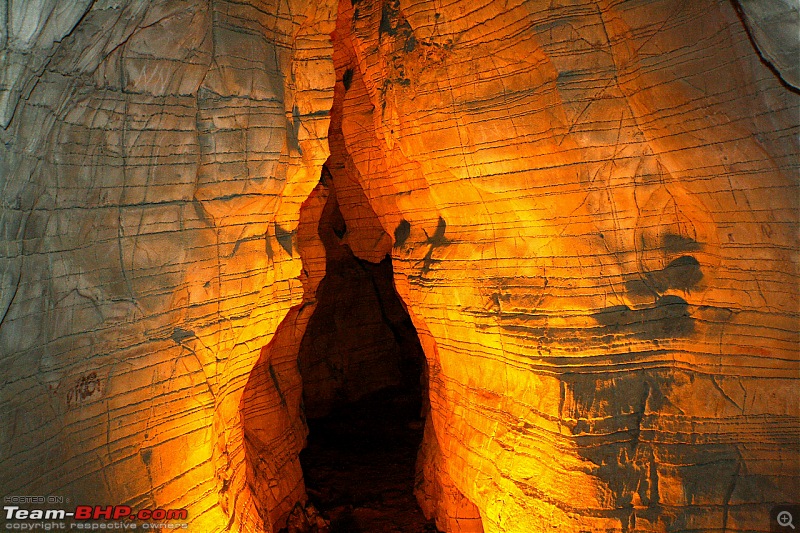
[300,387,441,533]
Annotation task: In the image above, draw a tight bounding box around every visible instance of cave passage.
[296,182,439,533]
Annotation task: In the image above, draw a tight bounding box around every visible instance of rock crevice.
[0,1,797,532]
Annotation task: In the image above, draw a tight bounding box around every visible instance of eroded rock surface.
[0,1,335,530]
[735,0,800,89]
[329,0,799,531]
[1,1,798,532]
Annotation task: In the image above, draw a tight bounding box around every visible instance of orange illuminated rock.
[0,0,797,532]
[329,0,799,531]
[0,1,335,531]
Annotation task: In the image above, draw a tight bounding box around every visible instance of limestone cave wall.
[0,0,336,530]
[327,0,799,530]
[1,1,798,532]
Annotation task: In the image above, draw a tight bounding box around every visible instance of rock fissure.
[0,1,797,532]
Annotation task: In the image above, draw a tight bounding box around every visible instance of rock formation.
[734,0,800,89]
[0,1,336,530]
[1,1,797,532]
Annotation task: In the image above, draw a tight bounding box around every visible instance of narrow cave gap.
[292,167,440,533]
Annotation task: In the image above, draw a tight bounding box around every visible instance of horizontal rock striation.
[1,0,797,532]
[330,0,799,531]
[0,0,335,530]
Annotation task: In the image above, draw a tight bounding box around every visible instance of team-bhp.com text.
[4,506,188,530]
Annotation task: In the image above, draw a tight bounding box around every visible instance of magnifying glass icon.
[778,511,796,529]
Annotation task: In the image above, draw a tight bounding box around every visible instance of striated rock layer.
[329,0,799,531]
[0,1,336,530]
[1,0,798,532]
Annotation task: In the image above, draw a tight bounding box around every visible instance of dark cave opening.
[294,179,439,533]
